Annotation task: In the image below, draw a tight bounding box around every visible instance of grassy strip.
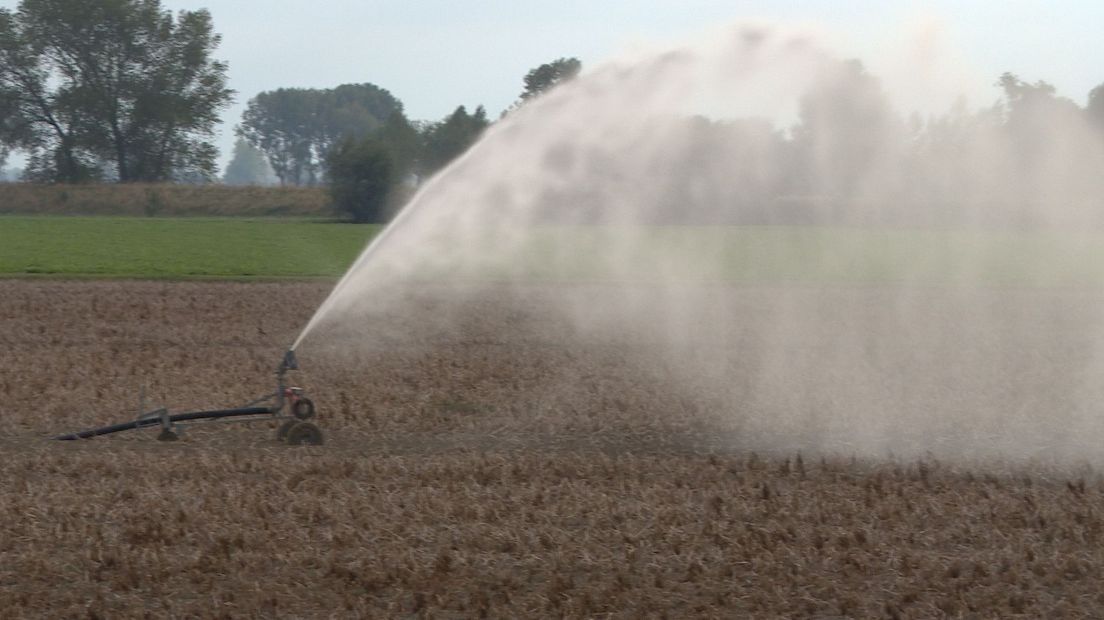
[426,225,1104,286]
[0,216,379,278]
[5,215,1104,284]
[0,182,332,217]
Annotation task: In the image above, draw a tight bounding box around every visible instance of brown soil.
[2,279,1103,618]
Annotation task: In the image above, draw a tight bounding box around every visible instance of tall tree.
[326,137,395,223]
[420,105,489,175]
[997,73,1083,167]
[1085,82,1104,132]
[376,110,422,179]
[222,137,274,185]
[238,88,316,186]
[0,0,233,182]
[238,83,402,186]
[790,59,903,200]
[319,83,403,149]
[0,86,19,169]
[997,72,1080,127]
[0,6,93,181]
[518,57,582,102]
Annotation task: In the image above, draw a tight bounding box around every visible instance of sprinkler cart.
[54,350,323,445]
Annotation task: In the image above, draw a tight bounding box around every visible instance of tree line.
[3,0,1104,226]
[0,0,579,221]
[646,62,1104,227]
[0,1,570,182]
[229,57,579,221]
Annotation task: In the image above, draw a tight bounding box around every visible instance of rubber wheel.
[286,422,324,446]
[277,419,298,442]
[292,397,316,420]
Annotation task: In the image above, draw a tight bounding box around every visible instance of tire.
[292,398,316,420]
[276,419,298,442]
[286,422,324,446]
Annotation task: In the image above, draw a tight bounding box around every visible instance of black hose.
[54,406,275,440]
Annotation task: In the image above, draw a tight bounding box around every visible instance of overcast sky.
[3,0,1104,170]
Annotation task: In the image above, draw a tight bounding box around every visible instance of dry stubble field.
[3,279,1104,618]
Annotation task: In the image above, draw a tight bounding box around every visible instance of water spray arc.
[52,21,1104,463]
[279,22,1104,465]
[290,141,488,351]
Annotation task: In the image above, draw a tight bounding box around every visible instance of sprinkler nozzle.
[280,349,299,373]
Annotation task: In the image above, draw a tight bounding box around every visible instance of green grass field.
[480,226,1104,287]
[0,216,380,278]
[4,215,1104,284]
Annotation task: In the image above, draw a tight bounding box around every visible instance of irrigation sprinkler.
[54,349,324,445]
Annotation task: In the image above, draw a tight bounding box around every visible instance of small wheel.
[286,422,324,446]
[157,428,179,442]
[292,397,316,420]
[276,419,298,442]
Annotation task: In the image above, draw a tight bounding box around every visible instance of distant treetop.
[519,57,583,102]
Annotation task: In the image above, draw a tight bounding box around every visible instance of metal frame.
[54,350,311,441]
